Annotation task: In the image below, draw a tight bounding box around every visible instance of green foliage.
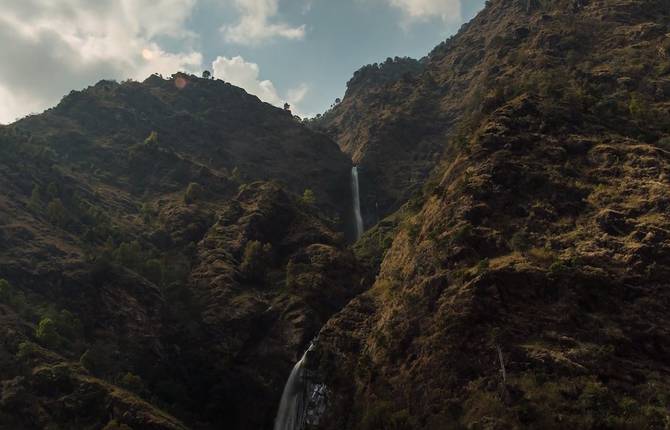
[0,279,29,317]
[184,182,204,205]
[285,260,296,289]
[114,241,142,268]
[361,401,416,430]
[144,131,159,147]
[144,259,165,286]
[231,166,241,183]
[658,137,670,150]
[510,230,531,252]
[36,317,61,348]
[476,258,490,275]
[102,419,133,430]
[240,241,273,282]
[47,198,67,226]
[0,279,11,303]
[17,341,39,361]
[29,184,43,210]
[119,372,144,394]
[301,189,316,206]
[79,343,116,376]
[628,95,649,123]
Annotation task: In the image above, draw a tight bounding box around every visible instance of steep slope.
[0,74,359,429]
[307,0,670,428]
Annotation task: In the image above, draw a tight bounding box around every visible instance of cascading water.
[274,343,315,430]
[351,166,364,240]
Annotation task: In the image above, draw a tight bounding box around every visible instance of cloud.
[222,0,306,45]
[0,0,202,124]
[387,0,462,23]
[212,55,309,115]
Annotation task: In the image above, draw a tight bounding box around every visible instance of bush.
[301,189,316,206]
[47,198,67,226]
[114,241,142,268]
[29,184,43,210]
[184,182,204,204]
[240,241,272,282]
[0,279,11,303]
[102,419,132,430]
[36,317,61,348]
[119,372,144,394]
[510,230,531,252]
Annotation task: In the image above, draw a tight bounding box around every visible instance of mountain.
[0,74,361,429]
[305,0,670,428]
[3,0,670,429]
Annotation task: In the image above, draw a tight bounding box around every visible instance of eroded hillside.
[0,74,359,429]
[308,0,670,428]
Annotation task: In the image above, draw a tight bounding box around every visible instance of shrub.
[114,241,142,268]
[144,259,164,286]
[240,241,272,282]
[119,372,144,394]
[47,198,67,226]
[29,184,43,210]
[301,189,316,206]
[184,182,204,204]
[144,131,158,148]
[0,279,11,303]
[102,419,132,430]
[510,230,531,252]
[36,317,61,348]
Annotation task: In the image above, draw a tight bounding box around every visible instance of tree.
[301,189,316,206]
[102,420,132,430]
[202,70,211,79]
[47,198,67,226]
[120,372,144,394]
[143,131,159,149]
[240,241,272,282]
[284,103,291,111]
[36,317,61,348]
[29,184,43,210]
[0,279,11,303]
[184,182,204,204]
[335,98,341,104]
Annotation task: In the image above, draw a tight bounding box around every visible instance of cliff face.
[310,0,670,428]
[0,74,359,429]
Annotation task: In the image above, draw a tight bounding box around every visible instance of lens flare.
[175,77,187,89]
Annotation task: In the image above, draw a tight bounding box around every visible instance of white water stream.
[351,166,364,240]
[274,343,315,430]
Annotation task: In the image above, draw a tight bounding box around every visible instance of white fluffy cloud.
[222,0,306,45]
[387,0,462,22]
[0,0,202,123]
[212,55,309,115]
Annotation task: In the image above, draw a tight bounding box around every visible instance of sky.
[0,0,486,123]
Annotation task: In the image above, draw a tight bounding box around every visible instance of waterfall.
[274,343,315,430]
[351,166,364,240]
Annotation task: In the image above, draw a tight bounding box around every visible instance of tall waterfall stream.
[351,166,364,240]
[274,166,364,429]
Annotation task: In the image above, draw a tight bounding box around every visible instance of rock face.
[309,0,670,428]
[0,74,358,429]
